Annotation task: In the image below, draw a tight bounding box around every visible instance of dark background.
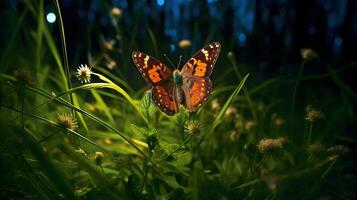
[1,0,357,69]
[55,0,357,64]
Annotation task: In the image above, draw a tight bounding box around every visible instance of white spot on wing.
[201,49,209,60]
[143,55,149,68]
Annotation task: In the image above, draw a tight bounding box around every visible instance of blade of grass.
[95,66,134,94]
[18,125,78,199]
[8,82,109,122]
[228,54,257,121]
[21,1,68,86]
[91,90,115,124]
[60,144,121,199]
[327,64,357,102]
[72,93,88,131]
[122,7,143,74]
[162,135,193,161]
[93,72,148,124]
[54,0,73,104]
[0,137,56,199]
[321,159,337,178]
[147,26,159,57]
[27,0,90,135]
[290,60,306,134]
[1,104,115,158]
[0,6,28,70]
[196,74,249,150]
[35,0,44,71]
[23,86,148,158]
[232,179,261,190]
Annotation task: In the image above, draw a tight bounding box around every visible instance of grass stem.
[290,60,306,134]
[54,0,74,116]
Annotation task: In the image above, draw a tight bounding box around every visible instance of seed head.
[76,64,92,84]
[225,106,237,117]
[228,131,239,142]
[103,39,115,50]
[184,120,201,135]
[308,143,325,154]
[273,117,286,127]
[257,138,285,153]
[75,148,87,157]
[57,113,77,130]
[94,151,104,165]
[227,51,235,60]
[301,48,318,61]
[111,7,122,17]
[211,98,220,112]
[104,138,112,145]
[244,120,256,132]
[327,145,349,155]
[178,39,191,49]
[106,60,116,69]
[305,105,324,122]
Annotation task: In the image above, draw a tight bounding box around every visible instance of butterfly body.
[132,42,221,115]
[172,69,183,84]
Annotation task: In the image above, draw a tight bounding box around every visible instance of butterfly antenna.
[176,55,182,69]
[163,54,175,69]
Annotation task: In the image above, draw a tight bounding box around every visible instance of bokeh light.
[46,12,56,23]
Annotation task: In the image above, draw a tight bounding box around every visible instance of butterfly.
[132,42,221,115]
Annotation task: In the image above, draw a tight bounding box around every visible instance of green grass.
[0,1,356,199]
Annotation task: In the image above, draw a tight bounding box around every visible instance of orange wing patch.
[182,77,212,112]
[132,51,172,86]
[148,65,162,83]
[193,60,207,77]
[190,81,203,105]
[185,58,208,77]
[180,41,221,78]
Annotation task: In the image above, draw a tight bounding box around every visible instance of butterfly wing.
[132,51,178,115]
[132,51,172,86]
[181,77,212,112]
[151,81,179,115]
[180,42,220,112]
[180,42,221,78]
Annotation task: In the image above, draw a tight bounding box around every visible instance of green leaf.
[174,151,192,166]
[162,175,187,192]
[130,123,148,140]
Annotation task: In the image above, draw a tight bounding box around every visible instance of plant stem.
[54,0,74,116]
[163,135,193,161]
[228,55,257,122]
[21,87,25,129]
[307,121,313,145]
[290,60,306,134]
[321,159,337,178]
